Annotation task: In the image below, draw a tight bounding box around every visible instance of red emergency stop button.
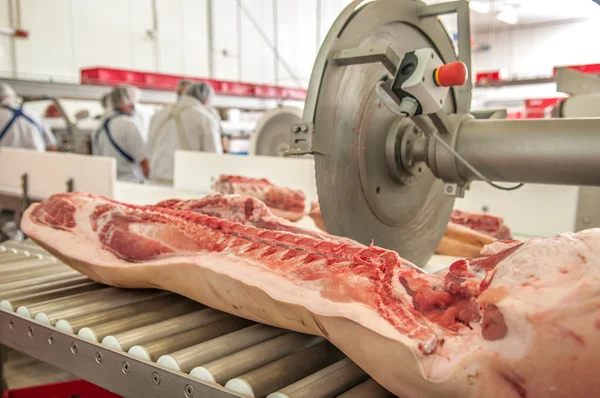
[434,61,468,87]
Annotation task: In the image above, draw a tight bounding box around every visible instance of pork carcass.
[451,210,513,240]
[155,194,362,247]
[213,175,306,222]
[308,201,496,258]
[308,201,326,231]
[21,192,600,398]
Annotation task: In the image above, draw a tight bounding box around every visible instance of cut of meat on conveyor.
[0,243,399,398]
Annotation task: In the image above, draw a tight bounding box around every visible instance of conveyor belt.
[0,241,396,398]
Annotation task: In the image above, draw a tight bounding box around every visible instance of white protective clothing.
[146,95,223,182]
[0,105,47,151]
[92,112,147,183]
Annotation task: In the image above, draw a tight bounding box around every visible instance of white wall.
[0,0,350,87]
[472,17,600,80]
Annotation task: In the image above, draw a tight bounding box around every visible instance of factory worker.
[92,86,149,183]
[146,82,223,183]
[0,83,48,152]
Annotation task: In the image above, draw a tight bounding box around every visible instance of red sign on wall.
[524,98,562,119]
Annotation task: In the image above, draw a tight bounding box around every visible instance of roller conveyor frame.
[0,311,244,398]
[0,242,392,398]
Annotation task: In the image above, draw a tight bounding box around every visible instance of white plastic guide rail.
[0,148,116,199]
[173,152,318,203]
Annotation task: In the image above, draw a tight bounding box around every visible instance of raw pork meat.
[155,194,362,247]
[450,210,513,240]
[308,201,326,231]
[308,202,497,258]
[436,223,497,258]
[22,192,600,398]
[213,175,306,222]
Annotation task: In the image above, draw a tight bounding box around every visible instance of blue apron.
[0,105,44,142]
[94,112,135,163]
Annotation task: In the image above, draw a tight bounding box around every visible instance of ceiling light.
[497,8,518,24]
[469,1,490,14]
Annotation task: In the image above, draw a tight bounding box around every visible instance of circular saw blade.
[312,1,457,266]
[249,107,303,157]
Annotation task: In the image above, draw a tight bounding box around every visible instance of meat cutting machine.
[249,106,303,157]
[287,0,600,266]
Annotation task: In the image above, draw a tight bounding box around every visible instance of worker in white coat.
[92,86,149,183]
[0,83,48,152]
[146,82,223,183]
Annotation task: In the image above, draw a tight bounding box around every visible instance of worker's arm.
[139,158,150,178]
[41,125,57,151]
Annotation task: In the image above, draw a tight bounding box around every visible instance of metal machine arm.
[425,118,600,188]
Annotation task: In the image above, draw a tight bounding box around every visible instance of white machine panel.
[173,152,318,203]
[114,181,205,206]
[0,148,115,199]
[455,182,579,238]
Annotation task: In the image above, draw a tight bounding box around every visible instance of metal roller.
[225,341,344,397]
[0,257,56,273]
[156,324,286,373]
[0,270,81,292]
[1,274,90,299]
[337,378,396,397]
[0,241,49,255]
[190,333,322,385]
[128,317,252,362]
[55,294,189,334]
[2,263,71,283]
[0,253,32,265]
[76,299,205,342]
[17,288,165,323]
[101,308,229,351]
[0,281,104,312]
[267,358,369,398]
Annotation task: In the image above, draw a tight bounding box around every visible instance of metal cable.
[375,81,524,192]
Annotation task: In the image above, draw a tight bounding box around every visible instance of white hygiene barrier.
[173,152,318,203]
[0,147,115,199]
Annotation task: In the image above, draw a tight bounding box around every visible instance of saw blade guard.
[303,0,462,266]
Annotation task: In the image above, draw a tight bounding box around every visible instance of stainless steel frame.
[0,312,243,398]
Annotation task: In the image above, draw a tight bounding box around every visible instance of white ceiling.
[434,0,600,33]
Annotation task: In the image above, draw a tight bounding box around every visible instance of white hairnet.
[177,79,193,91]
[0,83,17,106]
[100,92,112,111]
[110,85,137,109]
[184,82,215,104]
